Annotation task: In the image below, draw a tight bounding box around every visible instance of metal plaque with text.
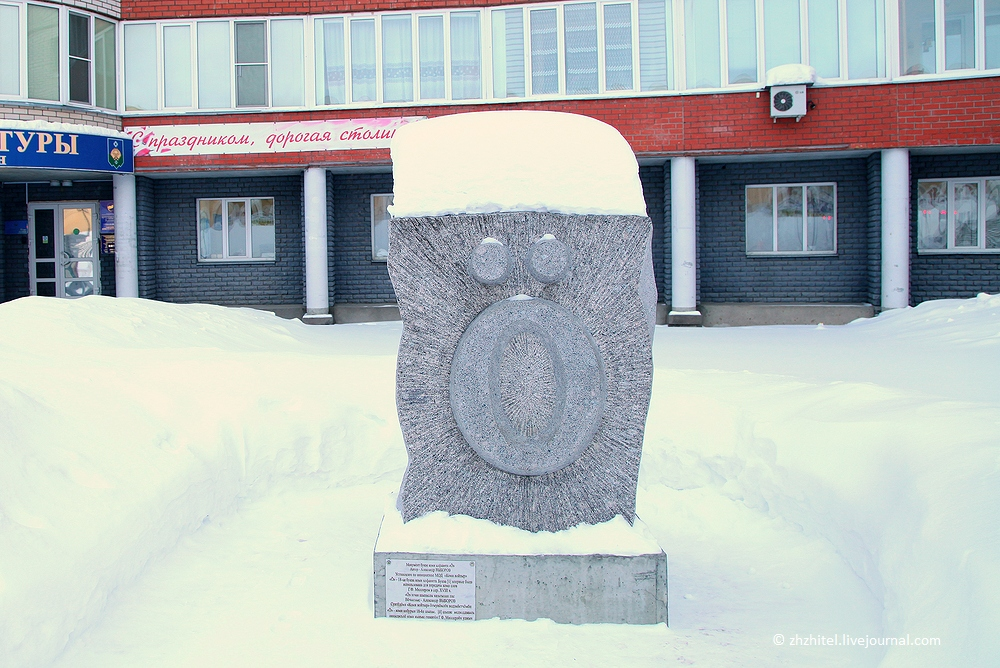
[385,559,476,621]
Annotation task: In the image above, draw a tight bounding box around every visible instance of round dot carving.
[468,239,512,285]
[526,236,572,284]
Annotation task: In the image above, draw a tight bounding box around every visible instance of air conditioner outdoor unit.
[770,84,807,120]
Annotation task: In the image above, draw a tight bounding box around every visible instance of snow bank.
[2,294,999,667]
[388,111,647,218]
[0,297,405,668]
[375,494,662,556]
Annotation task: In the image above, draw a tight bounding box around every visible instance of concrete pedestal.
[372,499,667,625]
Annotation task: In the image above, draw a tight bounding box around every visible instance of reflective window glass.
[492,9,525,97]
[69,13,90,103]
[198,22,232,108]
[727,0,757,84]
[638,0,671,91]
[451,12,482,100]
[531,8,559,94]
[163,25,192,108]
[27,4,59,101]
[420,15,447,99]
[383,15,414,103]
[271,19,304,107]
[125,24,157,110]
[685,0,721,88]
[564,3,598,94]
[236,22,267,106]
[316,18,345,105]
[763,0,801,72]
[917,181,948,249]
[1,5,20,95]
[604,3,633,91]
[351,19,377,102]
[808,0,840,78]
[847,0,883,79]
[94,18,116,109]
[746,187,774,252]
[251,199,275,259]
[900,0,936,75]
[945,0,976,70]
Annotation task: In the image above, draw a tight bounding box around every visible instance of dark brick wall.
[867,153,882,307]
[0,196,5,303]
[150,176,305,306]
[639,165,667,303]
[697,159,870,303]
[1,182,29,299]
[136,176,157,300]
[910,153,1000,303]
[1,181,114,301]
[331,172,396,304]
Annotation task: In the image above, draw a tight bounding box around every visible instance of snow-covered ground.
[1,294,998,667]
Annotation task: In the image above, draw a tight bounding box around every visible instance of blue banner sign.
[0,128,133,173]
[99,200,115,234]
[4,220,28,235]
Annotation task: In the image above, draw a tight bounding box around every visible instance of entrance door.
[28,203,101,298]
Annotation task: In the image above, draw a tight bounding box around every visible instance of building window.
[0,4,19,96]
[0,4,117,108]
[235,21,268,106]
[900,0,1000,75]
[197,198,275,261]
[371,194,393,261]
[746,183,837,255]
[918,179,1000,252]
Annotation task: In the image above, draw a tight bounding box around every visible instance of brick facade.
[2,104,122,132]
[124,0,554,20]
[696,159,871,304]
[909,153,1000,303]
[144,176,305,306]
[126,79,1000,174]
[330,172,396,304]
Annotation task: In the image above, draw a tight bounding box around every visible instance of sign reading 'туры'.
[385,560,476,621]
[125,118,424,158]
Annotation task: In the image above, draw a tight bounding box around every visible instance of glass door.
[28,203,101,298]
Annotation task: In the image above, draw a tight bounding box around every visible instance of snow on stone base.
[375,493,663,556]
[388,111,647,218]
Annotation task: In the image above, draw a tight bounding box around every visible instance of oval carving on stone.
[450,297,607,476]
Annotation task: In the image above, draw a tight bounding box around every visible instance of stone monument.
[374,111,666,624]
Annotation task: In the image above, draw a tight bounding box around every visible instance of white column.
[112,173,138,298]
[881,148,910,310]
[303,166,332,323]
[670,156,699,321]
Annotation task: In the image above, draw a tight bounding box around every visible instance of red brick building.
[2,0,999,323]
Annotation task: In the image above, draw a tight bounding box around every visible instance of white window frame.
[196,196,276,263]
[896,0,999,78]
[745,182,838,256]
[0,1,119,110]
[917,177,1000,253]
[371,193,393,262]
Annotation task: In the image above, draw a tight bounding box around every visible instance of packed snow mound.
[765,64,817,86]
[388,111,647,217]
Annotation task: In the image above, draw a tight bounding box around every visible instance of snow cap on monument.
[388,110,647,218]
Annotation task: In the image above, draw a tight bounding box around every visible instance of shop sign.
[0,129,133,172]
[99,200,115,234]
[125,117,424,158]
[4,220,28,235]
